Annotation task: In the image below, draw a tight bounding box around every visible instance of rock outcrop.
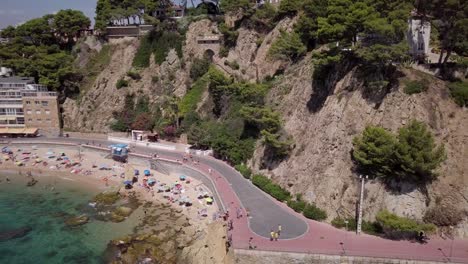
[250,55,468,237]
[63,38,189,132]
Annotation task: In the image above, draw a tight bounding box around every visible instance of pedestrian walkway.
[6,137,468,263]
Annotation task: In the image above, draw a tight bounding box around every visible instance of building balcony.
[22,91,57,98]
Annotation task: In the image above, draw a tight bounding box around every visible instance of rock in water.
[0,227,32,241]
[26,178,38,187]
[65,215,89,227]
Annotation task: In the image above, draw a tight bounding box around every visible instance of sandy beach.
[0,144,220,229]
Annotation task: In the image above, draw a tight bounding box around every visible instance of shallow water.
[0,174,139,264]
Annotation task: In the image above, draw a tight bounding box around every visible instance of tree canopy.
[416,0,468,64]
[353,121,446,183]
[0,11,90,93]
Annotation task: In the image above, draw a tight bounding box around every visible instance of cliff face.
[61,18,467,237]
[63,37,188,132]
[249,55,468,237]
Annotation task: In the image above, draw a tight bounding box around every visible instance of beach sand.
[0,144,219,230]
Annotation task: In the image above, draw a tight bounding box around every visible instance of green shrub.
[303,203,327,221]
[178,75,209,116]
[277,0,301,18]
[116,79,128,89]
[404,80,428,94]
[127,71,141,80]
[251,174,290,202]
[331,217,355,229]
[287,199,306,213]
[376,210,436,233]
[331,217,382,235]
[110,119,127,132]
[219,46,229,58]
[151,76,159,83]
[224,60,240,70]
[448,81,468,107]
[268,30,306,61]
[190,56,211,81]
[352,126,396,177]
[153,31,184,65]
[394,120,446,182]
[352,121,446,183]
[132,35,152,68]
[235,164,252,179]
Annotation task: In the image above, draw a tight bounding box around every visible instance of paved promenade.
[5,137,468,263]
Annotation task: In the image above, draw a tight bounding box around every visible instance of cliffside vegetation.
[95,0,173,31]
[352,120,446,183]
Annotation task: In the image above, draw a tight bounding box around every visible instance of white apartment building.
[0,76,60,136]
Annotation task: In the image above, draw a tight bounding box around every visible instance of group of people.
[270,225,282,241]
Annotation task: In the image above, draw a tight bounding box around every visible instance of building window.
[26,101,31,104]
[37,119,42,123]
[28,118,32,122]
[36,110,41,115]
[27,110,32,114]
[46,118,51,123]
[41,101,48,106]
[17,117,24,124]
[35,101,40,105]
[45,110,50,115]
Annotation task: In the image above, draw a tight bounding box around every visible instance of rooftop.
[0,76,35,84]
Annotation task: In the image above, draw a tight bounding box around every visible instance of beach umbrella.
[147,178,156,184]
[179,175,187,181]
[15,161,23,166]
[144,170,150,176]
[46,151,54,155]
[123,180,133,185]
[35,158,42,162]
[205,197,213,204]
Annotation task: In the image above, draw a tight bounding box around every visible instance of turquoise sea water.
[0,174,138,264]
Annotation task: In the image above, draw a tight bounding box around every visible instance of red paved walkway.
[8,139,468,263]
[158,154,468,263]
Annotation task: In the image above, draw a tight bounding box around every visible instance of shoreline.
[0,144,220,231]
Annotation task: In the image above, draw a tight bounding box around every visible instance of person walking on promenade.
[248,237,255,249]
[270,230,275,241]
[273,232,279,241]
[278,224,282,236]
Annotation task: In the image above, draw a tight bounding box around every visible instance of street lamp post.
[450,226,455,259]
[357,175,368,235]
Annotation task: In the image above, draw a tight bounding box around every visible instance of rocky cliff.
[62,18,467,237]
[249,55,468,237]
[63,37,188,132]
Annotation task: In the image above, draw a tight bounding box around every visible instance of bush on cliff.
[352,121,446,183]
[302,203,327,221]
[235,164,252,179]
[376,210,436,235]
[252,174,290,202]
[448,81,468,107]
[268,30,306,62]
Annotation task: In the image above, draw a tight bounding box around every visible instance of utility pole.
[357,175,368,235]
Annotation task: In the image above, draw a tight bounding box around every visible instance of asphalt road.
[6,137,308,239]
